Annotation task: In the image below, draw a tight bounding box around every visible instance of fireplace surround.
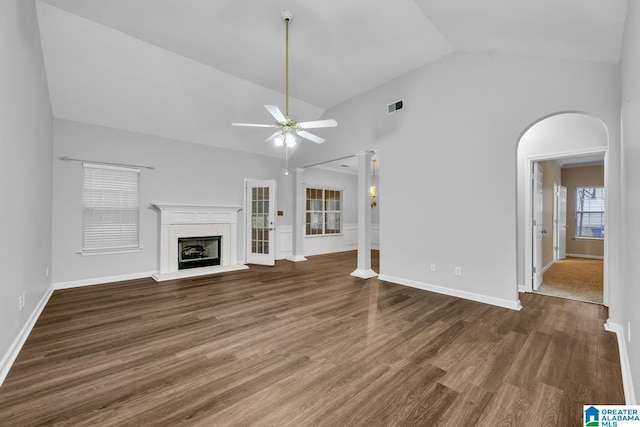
[152,204,247,281]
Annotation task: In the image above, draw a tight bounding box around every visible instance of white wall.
[620,0,640,403]
[0,0,53,380]
[291,52,621,309]
[52,119,292,286]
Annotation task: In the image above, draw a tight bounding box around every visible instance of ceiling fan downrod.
[282,9,293,117]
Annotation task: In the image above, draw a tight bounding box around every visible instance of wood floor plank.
[0,251,625,426]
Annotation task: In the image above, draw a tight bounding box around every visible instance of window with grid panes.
[575,187,605,238]
[306,187,342,235]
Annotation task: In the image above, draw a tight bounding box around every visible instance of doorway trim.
[522,147,608,305]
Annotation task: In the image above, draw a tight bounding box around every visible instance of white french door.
[245,179,276,266]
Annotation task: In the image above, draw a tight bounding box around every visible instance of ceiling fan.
[232,9,337,147]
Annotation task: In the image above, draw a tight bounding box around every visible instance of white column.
[351,152,378,278]
[288,167,307,262]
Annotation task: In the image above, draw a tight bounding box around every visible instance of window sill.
[305,233,344,238]
[573,237,604,241]
[78,247,142,256]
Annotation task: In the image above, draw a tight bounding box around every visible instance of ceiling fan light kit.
[232,9,337,159]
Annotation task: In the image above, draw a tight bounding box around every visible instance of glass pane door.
[246,179,275,266]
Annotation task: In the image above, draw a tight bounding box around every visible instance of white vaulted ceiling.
[36,0,628,157]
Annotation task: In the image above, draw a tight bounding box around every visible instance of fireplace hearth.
[178,236,221,270]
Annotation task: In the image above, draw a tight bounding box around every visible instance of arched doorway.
[517,112,609,304]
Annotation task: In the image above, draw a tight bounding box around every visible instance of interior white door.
[532,162,543,290]
[557,185,567,260]
[246,179,276,266]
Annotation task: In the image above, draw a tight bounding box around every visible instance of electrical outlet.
[18,295,22,312]
[455,266,462,276]
[430,264,436,272]
[46,266,49,277]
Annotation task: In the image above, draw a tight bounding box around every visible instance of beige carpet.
[536,257,603,304]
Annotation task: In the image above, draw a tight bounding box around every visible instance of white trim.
[518,285,527,293]
[566,253,604,260]
[287,255,307,262]
[351,269,378,279]
[542,260,556,274]
[53,271,156,290]
[0,287,53,387]
[523,147,608,296]
[379,274,522,311]
[79,247,142,256]
[152,264,248,282]
[304,247,357,257]
[604,320,637,404]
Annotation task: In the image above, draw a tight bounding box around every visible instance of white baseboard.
[604,320,637,404]
[0,287,53,387]
[518,284,527,293]
[566,253,604,260]
[53,271,156,290]
[351,269,378,279]
[378,274,522,311]
[542,260,556,273]
[304,247,357,257]
[287,255,307,262]
[152,265,248,282]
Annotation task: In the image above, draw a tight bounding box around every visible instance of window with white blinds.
[575,187,605,238]
[82,163,140,253]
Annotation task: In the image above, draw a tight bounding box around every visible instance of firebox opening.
[178,236,221,270]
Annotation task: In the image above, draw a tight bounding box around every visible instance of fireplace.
[152,204,247,281]
[178,236,221,270]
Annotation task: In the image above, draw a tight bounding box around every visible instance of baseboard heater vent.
[387,99,404,114]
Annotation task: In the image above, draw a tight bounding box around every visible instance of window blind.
[82,163,140,252]
[575,187,605,238]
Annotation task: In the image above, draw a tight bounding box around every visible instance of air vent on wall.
[387,99,404,114]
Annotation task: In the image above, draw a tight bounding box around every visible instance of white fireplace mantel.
[152,204,247,281]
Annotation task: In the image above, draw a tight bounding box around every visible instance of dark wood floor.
[0,251,624,426]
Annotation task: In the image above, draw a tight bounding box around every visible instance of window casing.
[575,187,604,238]
[82,163,140,253]
[306,187,342,236]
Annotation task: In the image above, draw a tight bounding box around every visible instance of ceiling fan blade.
[298,130,325,144]
[232,123,278,128]
[265,105,287,122]
[298,119,338,129]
